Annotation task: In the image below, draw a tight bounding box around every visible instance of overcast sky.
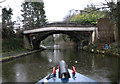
[0,0,117,23]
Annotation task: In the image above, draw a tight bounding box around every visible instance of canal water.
[2,44,118,82]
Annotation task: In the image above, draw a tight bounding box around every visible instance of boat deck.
[36,69,98,84]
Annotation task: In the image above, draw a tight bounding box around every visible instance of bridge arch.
[23,23,98,50]
[31,31,90,49]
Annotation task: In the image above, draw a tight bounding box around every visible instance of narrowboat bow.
[36,60,98,84]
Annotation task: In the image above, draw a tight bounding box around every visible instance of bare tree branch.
[0,0,6,3]
[80,6,109,13]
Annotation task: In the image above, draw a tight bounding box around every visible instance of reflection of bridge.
[23,22,98,49]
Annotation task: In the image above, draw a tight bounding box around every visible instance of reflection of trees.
[2,62,16,82]
[2,45,118,82]
[53,49,63,64]
[66,50,118,82]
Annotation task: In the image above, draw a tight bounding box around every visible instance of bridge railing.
[46,22,97,27]
[23,22,97,30]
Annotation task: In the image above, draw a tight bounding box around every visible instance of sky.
[0,0,117,23]
[43,0,106,22]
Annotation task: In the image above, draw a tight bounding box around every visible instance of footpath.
[0,48,45,62]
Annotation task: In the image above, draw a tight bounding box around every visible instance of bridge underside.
[23,31,95,50]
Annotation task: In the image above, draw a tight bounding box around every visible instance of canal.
[2,44,118,82]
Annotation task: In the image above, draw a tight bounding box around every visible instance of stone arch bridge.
[23,23,98,49]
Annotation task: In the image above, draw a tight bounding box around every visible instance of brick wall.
[97,18,115,43]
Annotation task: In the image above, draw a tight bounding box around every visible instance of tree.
[21,2,47,30]
[63,9,80,23]
[117,1,120,47]
[2,7,15,39]
[69,5,106,24]
[103,0,119,46]
[0,0,6,3]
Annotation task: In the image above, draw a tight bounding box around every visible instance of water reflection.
[2,44,118,82]
[0,64,2,83]
[14,64,28,82]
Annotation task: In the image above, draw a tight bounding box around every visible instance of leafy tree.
[2,7,15,39]
[21,2,47,30]
[70,5,105,24]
